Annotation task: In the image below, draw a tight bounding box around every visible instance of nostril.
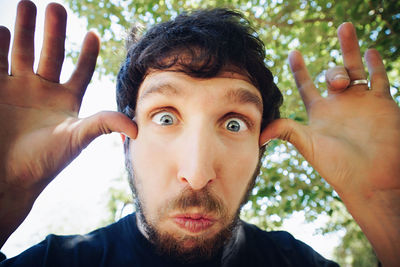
[178,174,214,191]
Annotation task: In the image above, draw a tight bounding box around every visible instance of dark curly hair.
[116,8,283,131]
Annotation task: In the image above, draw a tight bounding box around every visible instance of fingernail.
[261,139,271,147]
[333,74,350,81]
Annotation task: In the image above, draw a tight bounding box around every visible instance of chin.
[156,230,227,263]
[149,217,239,264]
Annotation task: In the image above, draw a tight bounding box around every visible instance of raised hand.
[0,1,137,246]
[260,23,400,265]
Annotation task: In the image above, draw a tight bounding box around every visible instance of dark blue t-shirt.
[0,213,339,266]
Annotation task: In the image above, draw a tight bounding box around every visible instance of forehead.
[137,69,263,113]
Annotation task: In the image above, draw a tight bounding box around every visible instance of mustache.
[166,187,226,215]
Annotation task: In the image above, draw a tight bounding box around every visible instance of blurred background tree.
[64,0,399,265]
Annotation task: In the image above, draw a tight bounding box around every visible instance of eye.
[152,111,177,126]
[224,118,248,132]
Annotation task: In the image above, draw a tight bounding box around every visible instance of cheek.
[219,140,260,209]
[129,134,177,214]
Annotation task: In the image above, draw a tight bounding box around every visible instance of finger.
[11,0,37,75]
[36,3,67,83]
[288,50,321,111]
[65,32,100,100]
[0,26,11,75]
[337,22,367,82]
[259,118,311,158]
[325,66,350,93]
[364,49,390,96]
[75,111,138,150]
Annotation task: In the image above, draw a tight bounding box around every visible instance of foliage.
[102,174,133,225]
[332,221,378,266]
[63,0,399,263]
[315,200,378,266]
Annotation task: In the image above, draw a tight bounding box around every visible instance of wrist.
[340,188,400,266]
[0,183,37,248]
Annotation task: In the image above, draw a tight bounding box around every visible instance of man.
[0,1,399,266]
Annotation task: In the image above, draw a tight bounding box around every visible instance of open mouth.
[173,214,216,233]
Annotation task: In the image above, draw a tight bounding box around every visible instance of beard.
[135,187,241,264]
[124,142,265,264]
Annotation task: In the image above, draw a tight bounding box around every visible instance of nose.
[177,125,217,190]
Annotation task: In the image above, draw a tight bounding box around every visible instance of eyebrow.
[138,84,184,102]
[139,82,263,113]
[225,88,263,114]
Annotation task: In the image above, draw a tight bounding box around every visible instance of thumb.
[74,111,138,150]
[260,118,311,155]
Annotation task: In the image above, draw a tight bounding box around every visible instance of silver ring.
[349,79,368,86]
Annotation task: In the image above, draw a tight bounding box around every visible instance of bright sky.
[0,0,342,260]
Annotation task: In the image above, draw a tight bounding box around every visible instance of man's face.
[127,69,262,261]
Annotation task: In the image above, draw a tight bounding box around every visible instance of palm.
[0,2,137,246]
[0,74,80,191]
[261,22,400,199]
[305,89,400,193]
[259,23,400,264]
[0,2,136,222]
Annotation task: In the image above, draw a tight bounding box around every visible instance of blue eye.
[152,111,176,126]
[225,118,247,132]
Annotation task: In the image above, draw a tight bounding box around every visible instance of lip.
[172,213,216,233]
